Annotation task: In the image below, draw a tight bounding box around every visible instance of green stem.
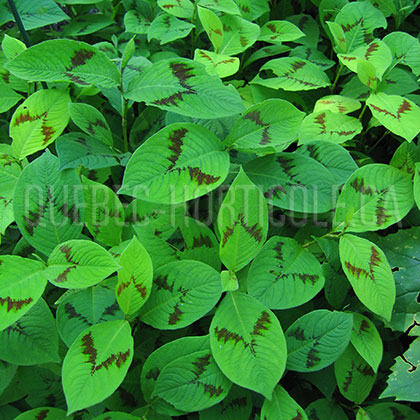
[358,101,368,120]
[330,63,343,93]
[190,0,198,58]
[302,228,343,249]
[367,130,389,154]
[122,98,129,153]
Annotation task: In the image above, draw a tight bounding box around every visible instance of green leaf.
[367,93,420,142]
[5,39,120,88]
[198,0,241,15]
[193,49,239,78]
[0,298,60,365]
[116,236,153,316]
[290,45,335,70]
[339,234,395,321]
[251,57,331,91]
[56,286,125,347]
[248,236,325,309]
[0,361,17,396]
[377,68,419,96]
[259,20,304,44]
[357,58,378,90]
[285,309,353,372]
[13,151,85,256]
[148,14,194,45]
[0,81,23,113]
[13,408,67,420]
[243,152,337,213]
[314,95,361,114]
[299,110,362,144]
[82,176,125,247]
[44,239,119,289]
[157,0,194,18]
[334,344,375,404]
[333,163,414,232]
[62,320,133,414]
[125,58,244,118]
[390,142,420,178]
[119,123,229,204]
[306,398,349,420]
[198,6,224,52]
[68,102,113,146]
[10,89,70,159]
[261,385,308,420]
[140,260,222,329]
[364,403,420,420]
[92,413,139,420]
[124,10,151,34]
[326,21,347,52]
[288,14,319,48]
[62,14,114,37]
[218,168,268,272]
[209,292,287,399]
[1,34,26,61]
[0,255,46,332]
[225,99,305,154]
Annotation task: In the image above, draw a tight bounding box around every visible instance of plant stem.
[330,63,343,93]
[358,101,368,120]
[122,98,129,153]
[190,0,198,59]
[367,130,389,154]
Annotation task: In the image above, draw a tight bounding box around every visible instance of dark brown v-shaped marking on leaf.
[64,302,90,325]
[221,212,263,247]
[0,296,33,312]
[244,110,271,145]
[167,128,187,171]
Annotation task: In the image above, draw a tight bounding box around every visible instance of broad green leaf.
[306,398,348,420]
[377,68,419,96]
[1,34,26,61]
[5,39,120,88]
[314,95,361,114]
[92,413,139,420]
[62,320,133,414]
[366,93,420,142]
[140,260,222,329]
[62,14,114,36]
[193,50,239,78]
[380,337,420,402]
[218,168,268,272]
[414,163,420,211]
[119,123,229,204]
[0,81,23,113]
[339,234,395,321]
[153,348,232,412]
[45,239,119,288]
[383,31,420,76]
[357,58,378,90]
[116,236,153,316]
[10,89,70,159]
[56,286,125,347]
[0,299,60,365]
[198,0,241,15]
[56,133,128,170]
[297,141,358,185]
[334,1,387,52]
[82,176,125,247]
[248,236,325,309]
[334,344,375,404]
[68,102,113,146]
[13,408,67,420]
[289,45,336,70]
[209,292,287,399]
[261,385,308,420]
[243,153,337,213]
[390,142,420,177]
[225,99,305,154]
[124,10,151,34]
[251,57,330,91]
[0,255,46,332]
[364,403,420,420]
[259,20,304,44]
[157,0,194,18]
[0,362,17,396]
[148,15,194,45]
[299,110,362,144]
[244,44,291,68]
[198,6,223,52]
[333,164,414,232]
[125,58,244,118]
[218,15,260,56]
[13,151,85,255]
[326,21,347,52]
[285,309,353,372]
[287,14,319,47]
[350,313,383,372]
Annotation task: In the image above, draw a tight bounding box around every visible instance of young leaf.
[68,102,113,146]
[259,20,304,44]
[339,234,395,321]
[314,95,361,114]
[148,15,194,45]
[248,236,325,309]
[5,39,120,87]
[1,34,26,61]
[198,6,224,52]
[193,50,239,78]
[364,403,420,420]
[209,292,287,399]
[13,151,85,256]
[45,239,120,289]
[366,93,420,142]
[225,99,305,154]
[62,14,113,36]
[62,320,134,414]
[261,385,308,420]
[116,236,153,316]
[119,123,229,204]
[285,309,353,372]
[305,398,349,420]
[13,408,67,420]
[0,255,46,332]
[10,89,70,159]
[56,286,125,347]
[140,260,222,329]
[0,82,24,113]
[125,58,245,118]
[334,344,375,404]
[217,168,268,272]
[350,313,383,372]
[298,110,362,144]
[390,142,420,178]
[357,58,378,90]
[333,164,414,232]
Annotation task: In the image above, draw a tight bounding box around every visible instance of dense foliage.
[0,0,420,419]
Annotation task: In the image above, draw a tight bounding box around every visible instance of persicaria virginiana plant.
[0,0,420,419]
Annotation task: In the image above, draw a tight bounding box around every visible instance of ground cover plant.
[0,0,420,419]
